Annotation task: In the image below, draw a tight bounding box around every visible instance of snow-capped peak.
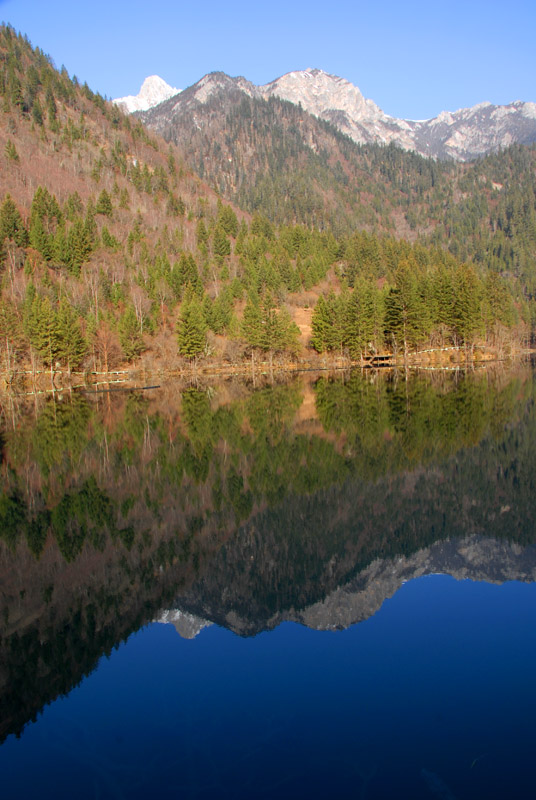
[114,75,180,113]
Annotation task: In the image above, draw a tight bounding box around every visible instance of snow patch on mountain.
[114,75,180,113]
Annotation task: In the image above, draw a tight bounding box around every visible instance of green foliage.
[0,490,26,550]
[241,292,300,356]
[101,225,119,249]
[212,223,231,258]
[176,296,207,359]
[4,139,19,162]
[118,306,144,361]
[311,247,516,356]
[0,194,28,249]
[56,298,87,370]
[384,261,431,354]
[95,189,113,217]
[217,202,238,237]
[166,193,185,217]
[31,97,43,126]
[23,291,59,365]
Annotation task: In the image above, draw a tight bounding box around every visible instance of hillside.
[139,74,536,299]
[139,74,455,236]
[0,25,532,385]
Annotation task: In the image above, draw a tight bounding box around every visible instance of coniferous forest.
[0,24,535,384]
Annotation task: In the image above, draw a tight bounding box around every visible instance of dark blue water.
[1,574,535,799]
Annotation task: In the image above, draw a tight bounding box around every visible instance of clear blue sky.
[1,0,535,120]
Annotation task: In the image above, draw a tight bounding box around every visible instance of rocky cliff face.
[264,69,536,160]
[262,68,417,152]
[138,68,536,162]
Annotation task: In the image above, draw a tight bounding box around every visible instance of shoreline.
[1,347,534,395]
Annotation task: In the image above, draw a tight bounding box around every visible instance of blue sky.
[1,0,535,120]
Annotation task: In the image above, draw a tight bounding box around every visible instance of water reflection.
[0,366,535,741]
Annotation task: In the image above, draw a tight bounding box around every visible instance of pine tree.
[24,292,59,366]
[4,139,19,163]
[56,298,87,372]
[177,297,207,359]
[95,189,113,217]
[452,264,483,347]
[29,216,53,260]
[196,219,208,248]
[0,194,28,248]
[0,299,23,373]
[32,97,44,127]
[384,261,431,357]
[345,278,380,360]
[217,202,239,237]
[311,295,332,353]
[213,224,231,258]
[118,306,144,361]
[46,87,58,129]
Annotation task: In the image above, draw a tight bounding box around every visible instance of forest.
[0,24,534,384]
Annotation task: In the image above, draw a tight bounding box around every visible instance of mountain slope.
[139,72,536,297]
[263,68,536,161]
[139,72,453,235]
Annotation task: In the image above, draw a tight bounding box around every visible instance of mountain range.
[117,68,536,162]
[158,534,536,638]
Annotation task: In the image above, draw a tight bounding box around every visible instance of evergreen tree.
[0,299,23,372]
[31,97,44,126]
[311,291,346,353]
[483,272,515,331]
[384,261,431,356]
[24,292,59,366]
[241,295,264,350]
[242,292,299,361]
[217,203,239,237]
[452,264,483,347]
[311,294,332,353]
[56,298,87,372]
[177,296,207,359]
[95,189,113,217]
[345,278,380,360]
[0,194,28,249]
[29,215,53,260]
[196,219,208,248]
[118,306,144,361]
[213,224,231,258]
[4,139,19,163]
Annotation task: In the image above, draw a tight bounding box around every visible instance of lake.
[0,366,535,798]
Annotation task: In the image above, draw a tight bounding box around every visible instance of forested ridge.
[142,78,536,299]
[0,24,534,384]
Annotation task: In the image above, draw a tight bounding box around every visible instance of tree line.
[311,256,518,359]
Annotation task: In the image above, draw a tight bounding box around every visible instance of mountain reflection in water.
[0,366,535,744]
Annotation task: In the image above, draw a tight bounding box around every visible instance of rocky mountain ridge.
[135,67,536,161]
[161,535,536,638]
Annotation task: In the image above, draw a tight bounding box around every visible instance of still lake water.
[0,367,535,798]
